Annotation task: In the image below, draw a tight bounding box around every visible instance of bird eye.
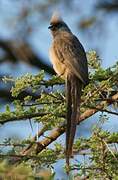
[48,24,53,29]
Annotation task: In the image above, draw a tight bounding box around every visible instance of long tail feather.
[66,74,82,168]
[66,74,72,166]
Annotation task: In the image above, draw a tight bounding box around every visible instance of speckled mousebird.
[48,13,89,168]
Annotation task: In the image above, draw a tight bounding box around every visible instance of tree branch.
[24,93,118,155]
[21,125,48,154]
[0,112,52,124]
[88,107,118,116]
[0,39,55,75]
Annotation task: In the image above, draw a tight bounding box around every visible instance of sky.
[0,0,118,178]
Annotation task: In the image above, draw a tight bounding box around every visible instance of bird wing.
[54,33,89,85]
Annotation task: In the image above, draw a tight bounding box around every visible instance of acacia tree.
[0,0,118,179]
[0,51,118,179]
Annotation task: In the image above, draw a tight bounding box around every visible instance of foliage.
[73,117,118,179]
[0,51,118,179]
[0,161,34,180]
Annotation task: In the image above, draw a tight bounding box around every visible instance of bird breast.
[49,45,67,79]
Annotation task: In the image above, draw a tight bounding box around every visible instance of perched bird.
[48,13,89,168]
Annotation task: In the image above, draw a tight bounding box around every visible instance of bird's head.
[48,12,71,37]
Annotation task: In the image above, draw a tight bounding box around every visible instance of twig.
[22,100,62,106]
[102,139,117,160]
[81,76,112,106]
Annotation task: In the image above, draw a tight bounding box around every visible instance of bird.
[48,13,89,169]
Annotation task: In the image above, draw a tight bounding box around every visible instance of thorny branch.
[22,93,118,155]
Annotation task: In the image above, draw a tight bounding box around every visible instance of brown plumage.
[48,13,89,169]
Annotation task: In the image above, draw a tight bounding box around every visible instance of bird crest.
[50,11,63,24]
